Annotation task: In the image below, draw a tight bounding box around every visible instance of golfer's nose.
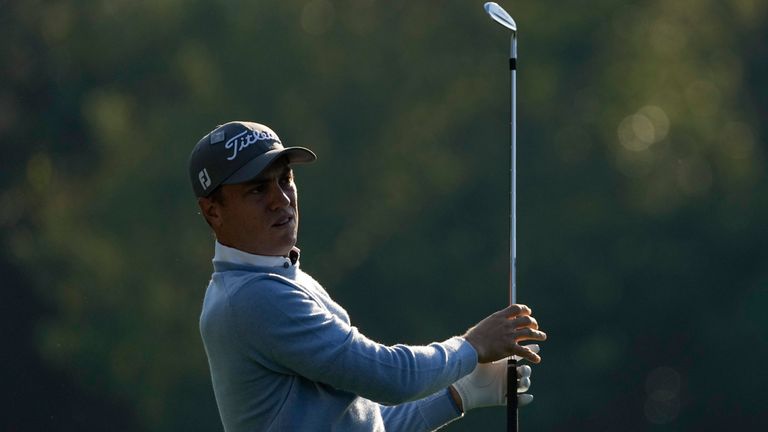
[268,182,291,209]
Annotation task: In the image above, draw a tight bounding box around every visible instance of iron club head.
[484,2,517,32]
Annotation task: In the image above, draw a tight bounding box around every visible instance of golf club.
[483,2,518,432]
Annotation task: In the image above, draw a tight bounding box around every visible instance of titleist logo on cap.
[224,129,279,161]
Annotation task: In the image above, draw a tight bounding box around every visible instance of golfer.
[189,121,547,431]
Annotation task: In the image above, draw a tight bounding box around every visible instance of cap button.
[283,262,289,269]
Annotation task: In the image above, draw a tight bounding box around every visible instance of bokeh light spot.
[617,106,669,152]
[639,105,670,141]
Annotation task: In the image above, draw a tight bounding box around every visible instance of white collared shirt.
[214,241,295,268]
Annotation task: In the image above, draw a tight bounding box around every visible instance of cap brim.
[222,147,316,185]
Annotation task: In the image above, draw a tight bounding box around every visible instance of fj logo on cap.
[199,168,212,190]
[225,130,278,161]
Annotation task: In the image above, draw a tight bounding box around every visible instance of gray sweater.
[199,248,477,431]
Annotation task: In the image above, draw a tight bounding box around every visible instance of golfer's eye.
[249,184,266,194]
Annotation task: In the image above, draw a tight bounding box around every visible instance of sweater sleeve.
[379,388,464,432]
[228,276,477,405]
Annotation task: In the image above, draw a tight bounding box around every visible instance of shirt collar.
[213,241,299,268]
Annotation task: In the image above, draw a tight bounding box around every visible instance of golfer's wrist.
[462,334,483,362]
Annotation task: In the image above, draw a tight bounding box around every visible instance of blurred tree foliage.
[2,0,767,431]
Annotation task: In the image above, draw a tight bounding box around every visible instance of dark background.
[2,0,767,430]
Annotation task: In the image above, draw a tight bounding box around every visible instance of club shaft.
[507,33,518,432]
[509,37,517,307]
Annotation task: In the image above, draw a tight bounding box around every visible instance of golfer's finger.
[512,327,547,342]
[516,364,531,379]
[513,345,541,363]
[518,376,531,393]
[509,315,538,329]
[517,394,534,407]
[524,344,540,354]
[512,344,540,362]
[502,304,531,318]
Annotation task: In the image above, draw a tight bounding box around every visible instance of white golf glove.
[452,344,539,412]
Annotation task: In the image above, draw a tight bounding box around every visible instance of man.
[189,121,547,431]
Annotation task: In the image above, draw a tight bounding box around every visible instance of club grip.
[507,357,518,431]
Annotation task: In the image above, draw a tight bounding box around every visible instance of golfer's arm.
[379,388,464,432]
[230,279,477,404]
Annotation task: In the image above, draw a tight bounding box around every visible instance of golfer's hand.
[463,304,546,363]
[451,345,539,412]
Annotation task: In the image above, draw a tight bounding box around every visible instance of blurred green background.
[2,0,767,430]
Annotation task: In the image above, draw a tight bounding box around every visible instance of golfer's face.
[217,160,299,256]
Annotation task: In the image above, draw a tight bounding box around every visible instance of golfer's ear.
[198,197,223,228]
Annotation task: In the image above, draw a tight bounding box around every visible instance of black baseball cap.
[188,121,316,197]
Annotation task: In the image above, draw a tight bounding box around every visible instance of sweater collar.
[213,241,299,268]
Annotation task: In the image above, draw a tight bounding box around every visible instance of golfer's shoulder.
[225,271,310,309]
[227,270,294,293]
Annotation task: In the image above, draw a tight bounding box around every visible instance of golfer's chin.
[227,232,297,256]
[272,232,298,257]
[278,240,297,257]
[271,218,298,253]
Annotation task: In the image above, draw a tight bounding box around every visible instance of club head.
[484,2,517,32]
